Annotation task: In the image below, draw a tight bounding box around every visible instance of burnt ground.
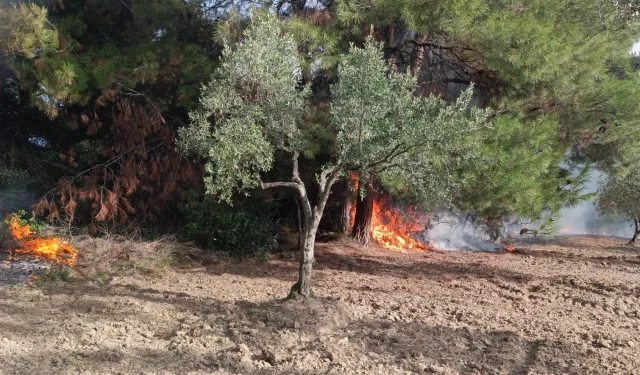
[0,251,51,287]
[1,236,639,375]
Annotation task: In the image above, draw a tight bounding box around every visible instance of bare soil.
[1,236,639,375]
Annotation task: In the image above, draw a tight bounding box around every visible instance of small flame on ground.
[504,245,516,252]
[7,217,78,266]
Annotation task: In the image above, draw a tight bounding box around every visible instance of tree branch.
[441,78,472,85]
[366,140,428,173]
[314,168,342,217]
[318,165,336,192]
[261,181,302,190]
[292,151,302,184]
[405,39,476,52]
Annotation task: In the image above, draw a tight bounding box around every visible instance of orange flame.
[351,194,431,252]
[371,197,430,252]
[9,219,33,240]
[504,245,516,252]
[7,217,78,266]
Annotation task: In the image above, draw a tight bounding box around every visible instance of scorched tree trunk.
[353,180,374,246]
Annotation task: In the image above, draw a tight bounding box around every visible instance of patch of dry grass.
[70,233,201,278]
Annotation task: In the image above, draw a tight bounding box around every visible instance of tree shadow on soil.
[200,244,536,286]
[349,319,590,375]
[0,282,602,375]
[517,236,637,252]
[196,237,639,291]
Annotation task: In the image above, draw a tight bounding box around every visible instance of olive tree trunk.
[294,197,303,250]
[290,212,319,298]
[339,178,354,234]
[262,152,341,299]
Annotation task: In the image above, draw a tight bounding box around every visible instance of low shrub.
[34,265,74,286]
[181,198,278,255]
[0,167,36,188]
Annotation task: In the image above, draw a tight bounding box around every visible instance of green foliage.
[285,16,342,74]
[179,10,309,202]
[180,12,490,226]
[0,167,35,188]
[594,55,640,222]
[0,3,58,58]
[332,37,490,207]
[455,115,590,234]
[597,168,640,221]
[337,0,640,165]
[0,0,218,117]
[585,57,640,167]
[337,0,637,102]
[596,100,640,221]
[181,199,278,255]
[454,1,634,98]
[0,210,44,247]
[5,210,46,234]
[0,3,87,117]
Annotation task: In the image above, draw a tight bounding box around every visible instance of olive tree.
[597,169,640,242]
[179,12,489,298]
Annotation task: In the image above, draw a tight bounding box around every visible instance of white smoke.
[425,213,503,251]
[423,167,634,250]
[555,168,633,238]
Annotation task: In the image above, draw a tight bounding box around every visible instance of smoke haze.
[424,168,633,250]
[555,169,633,238]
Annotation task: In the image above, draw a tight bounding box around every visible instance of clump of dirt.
[0,236,639,374]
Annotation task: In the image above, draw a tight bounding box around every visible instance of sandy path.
[1,236,639,375]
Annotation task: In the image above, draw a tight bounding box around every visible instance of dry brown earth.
[1,236,639,374]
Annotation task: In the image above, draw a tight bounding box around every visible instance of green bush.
[181,198,277,255]
[0,167,35,188]
[5,209,45,233]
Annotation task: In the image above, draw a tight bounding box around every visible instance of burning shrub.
[3,212,78,266]
[181,198,277,256]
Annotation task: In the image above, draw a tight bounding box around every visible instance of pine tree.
[454,115,590,240]
[0,0,219,226]
[337,0,640,239]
